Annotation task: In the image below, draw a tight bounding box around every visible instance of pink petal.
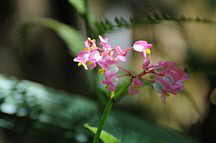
[128,86,139,95]
[133,78,143,86]
[133,40,152,52]
[116,56,127,62]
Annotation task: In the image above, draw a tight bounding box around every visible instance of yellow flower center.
[98,68,106,74]
[146,49,151,55]
[78,62,83,66]
[86,61,93,65]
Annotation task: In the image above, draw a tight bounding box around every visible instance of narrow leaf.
[95,15,216,35]
[68,0,86,15]
[84,123,121,143]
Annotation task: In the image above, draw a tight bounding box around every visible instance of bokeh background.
[0,0,216,143]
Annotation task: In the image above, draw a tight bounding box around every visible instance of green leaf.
[33,18,84,55]
[95,15,216,35]
[68,0,86,15]
[99,111,197,143]
[0,74,98,129]
[68,0,97,36]
[84,123,121,143]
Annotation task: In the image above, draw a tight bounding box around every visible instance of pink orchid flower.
[73,49,101,70]
[128,77,143,95]
[132,40,152,58]
[74,36,188,102]
[153,61,188,99]
[114,46,128,62]
[102,71,118,91]
[99,35,112,51]
[84,38,97,49]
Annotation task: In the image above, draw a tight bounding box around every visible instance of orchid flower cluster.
[74,36,188,101]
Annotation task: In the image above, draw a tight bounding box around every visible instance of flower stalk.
[93,92,114,143]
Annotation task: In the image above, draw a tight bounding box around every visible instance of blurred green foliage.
[68,0,86,15]
[0,74,198,143]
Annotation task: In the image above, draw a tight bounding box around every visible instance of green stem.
[93,92,114,143]
[84,0,94,37]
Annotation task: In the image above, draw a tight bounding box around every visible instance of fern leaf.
[94,13,216,35]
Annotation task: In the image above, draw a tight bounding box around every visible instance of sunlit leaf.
[84,123,121,143]
[68,0,86,15]
[68,0,97,36]
[0,74,97,129]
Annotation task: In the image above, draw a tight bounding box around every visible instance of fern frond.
[94,12,216,35]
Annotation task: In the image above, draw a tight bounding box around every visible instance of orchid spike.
[73,36,188,102]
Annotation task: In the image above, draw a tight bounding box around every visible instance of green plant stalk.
[93,92,114,143]
[83,0,94,37]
